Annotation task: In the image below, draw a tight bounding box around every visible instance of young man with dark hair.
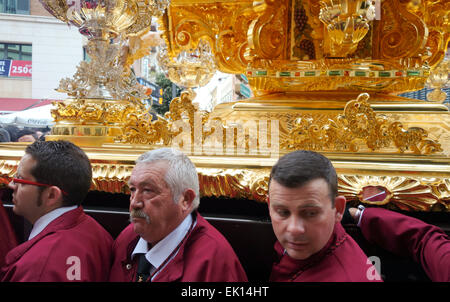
[0,140,113,281]
[268,150,381,281]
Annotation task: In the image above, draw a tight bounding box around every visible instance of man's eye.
[303,210,318,218]
[276,209,290,217]
[129,187,136,192]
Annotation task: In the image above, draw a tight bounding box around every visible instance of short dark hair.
[25,140,92,206]
[269,150,338,206]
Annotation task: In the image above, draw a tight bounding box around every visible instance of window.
[0,0,30,15]
[0,43,32,61]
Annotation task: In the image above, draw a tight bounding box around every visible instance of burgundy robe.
[270,223,381,282]
[360,207,450,282]
[0,200,18,268]
[1,207,113,282]
[109,212,248,282]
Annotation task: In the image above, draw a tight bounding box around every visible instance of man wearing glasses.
[0,140,113,281]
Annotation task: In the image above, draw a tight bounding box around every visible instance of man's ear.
[180,188,196,212]
[334,195,346,222]
[43,186,64,209]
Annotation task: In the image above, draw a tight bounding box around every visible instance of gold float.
[0,0,449,212]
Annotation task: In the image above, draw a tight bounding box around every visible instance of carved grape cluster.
[294,7,308,32]
[299,39,315,60]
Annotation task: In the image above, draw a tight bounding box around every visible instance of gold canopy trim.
[0,145,449,211]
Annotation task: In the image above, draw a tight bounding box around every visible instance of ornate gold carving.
[281,93,442,154]
[0,160,17,187]
[118,89,211,146]
[247,0,289,60]
[408,0,450,68]
[165,1,256,74]
[373,0,428,61]
[198,169,270,202]
[51,99,141,125]
[91,163,135,194]
[164,0,447,94]
[2,157,448,211]
[339,175,448,211]
[432,178,450,210]
[26,0,449,214]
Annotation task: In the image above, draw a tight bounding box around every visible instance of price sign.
[9,60,32,77]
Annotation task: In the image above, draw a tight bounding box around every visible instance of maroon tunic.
[0,207,113,282]
[109,212,248,282]
[360,207,450,282]
[270,223,381,282]
[0,200,18,268]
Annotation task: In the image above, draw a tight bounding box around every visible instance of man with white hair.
[109,148,248,282]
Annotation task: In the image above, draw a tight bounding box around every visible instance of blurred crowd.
[0,125,51,143]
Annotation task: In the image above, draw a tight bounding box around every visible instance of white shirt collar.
[132,213,195,278]
[28,206,77,240]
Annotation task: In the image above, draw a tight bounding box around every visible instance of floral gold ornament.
[281,93,442,154]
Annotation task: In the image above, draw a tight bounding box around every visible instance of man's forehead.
[129,161,169,183]
[17,154,36,174]
[269,178,331,203]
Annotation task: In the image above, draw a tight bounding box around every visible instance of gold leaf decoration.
[281,93,442,154]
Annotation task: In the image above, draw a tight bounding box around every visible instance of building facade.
[0,0,82,100]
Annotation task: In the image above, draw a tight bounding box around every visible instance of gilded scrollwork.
[247,0,289,60]
[51,99,143,126]
[197,169,271,203]
[118,89,211,146]
[409,0,450,68]
[281,93,442,154]
[373,0,428,61]
[165,1,256,74]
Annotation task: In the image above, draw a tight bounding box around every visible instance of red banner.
[9,60,32,78]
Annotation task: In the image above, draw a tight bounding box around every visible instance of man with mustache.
[109,148,247,282]
[268,150,381,281]
[0,140,113,281]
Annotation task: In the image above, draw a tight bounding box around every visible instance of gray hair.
[136,148,200,210]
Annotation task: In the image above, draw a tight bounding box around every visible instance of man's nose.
[286,216,306,235]
[130,191,143,209]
